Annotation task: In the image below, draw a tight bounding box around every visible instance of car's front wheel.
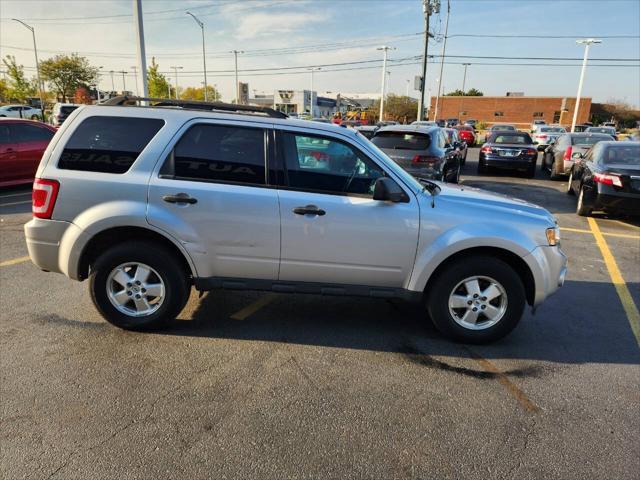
[89,242,190,330]
[576,186,592,216]
[427,256,526,343]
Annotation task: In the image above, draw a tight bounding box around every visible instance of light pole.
[133,0,148,98]
[377,46,395,121]
[434,0,450,121]
[405,79,410,97]
[12,19,45,120]
[186,11,208,101]
[307,67,321,117]
[231,50,244,104]
[386,71,391,95]
[109,70,115,92]
[95,66,103,103]
[461,63,470,93]
[571,38,601,132]
[130,66,138,96]
[170,66,183,99]
[119,70,128,93]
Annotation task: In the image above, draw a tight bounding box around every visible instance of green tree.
[371,94,419,122]
[180,85,221,102]
[445,88,484,96]
[0,78,9,103]
[147,57,172,98]
[2,55,36,102]
[40,54,98,102]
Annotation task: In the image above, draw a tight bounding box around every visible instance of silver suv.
[25,97,567,343]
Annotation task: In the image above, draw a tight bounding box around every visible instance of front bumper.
[523,245,568,307]
[24,218,87,280]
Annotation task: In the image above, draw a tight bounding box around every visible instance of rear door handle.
[292,205,326,216]
[162,193,198,204]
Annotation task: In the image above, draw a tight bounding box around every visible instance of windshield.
[540,127,565,133]
[360,137,424,192]
[588,127,616,135]
[572,135,612,146]
[601,144,640,166]
[491,133,532,144]
[492,125,515,131]
[371,131,431,150]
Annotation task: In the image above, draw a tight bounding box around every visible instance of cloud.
[234,11,329,40]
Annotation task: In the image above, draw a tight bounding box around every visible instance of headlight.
[546,227,560,246]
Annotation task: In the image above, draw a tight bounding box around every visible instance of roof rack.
[101,95,288,119]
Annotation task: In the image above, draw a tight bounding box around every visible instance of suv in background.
[371,125,462,183]
[25,97,566,344]
[50,103,80,127]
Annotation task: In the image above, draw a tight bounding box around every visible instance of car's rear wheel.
[477,160,487,174]
[427,256,526,344]
[89,242,190,330]
[576,186,592,216]
[30,114,39,120]
[549,159,563,180]
[526,162,536,178]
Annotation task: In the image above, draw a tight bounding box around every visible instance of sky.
[1,0,639,106]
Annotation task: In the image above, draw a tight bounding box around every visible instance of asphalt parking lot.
[1,148,639,479]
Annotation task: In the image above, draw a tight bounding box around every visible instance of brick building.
[429,96,592,127]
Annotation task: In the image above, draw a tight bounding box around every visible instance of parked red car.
[455,125,476,147]
[0,119,56,187]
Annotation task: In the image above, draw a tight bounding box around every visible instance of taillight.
[526,148,537,155]
[32,178,59,219]
[563,146,573,160]
[593,173,622,187]
[481,146,492,154]
[538,134,547,139]
[412,155,440,165]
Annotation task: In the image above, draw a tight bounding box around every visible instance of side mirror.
[373,177,407,203]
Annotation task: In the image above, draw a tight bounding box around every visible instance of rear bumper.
[595,193,640,215]
[481,154,536,171]
[24,218,87,280]
[523,245,568,307]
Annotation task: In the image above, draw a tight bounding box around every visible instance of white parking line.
[0,200,31,207]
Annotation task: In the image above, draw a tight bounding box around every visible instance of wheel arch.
[422,246,536,306]
[77,226,195,282]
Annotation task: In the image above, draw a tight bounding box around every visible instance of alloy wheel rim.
[106,262,165,317]
[448,275,508,330]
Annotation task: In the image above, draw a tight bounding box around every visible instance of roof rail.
[101,95,288,119]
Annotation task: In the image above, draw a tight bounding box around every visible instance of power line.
[448,34,640,39]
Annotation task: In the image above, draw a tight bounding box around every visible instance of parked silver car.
[532,125,566,150]
[25,97,566,343]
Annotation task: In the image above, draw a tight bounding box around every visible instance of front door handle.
[292,205,326,216]
[162,193,198,204]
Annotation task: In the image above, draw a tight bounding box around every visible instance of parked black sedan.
[371,125,462,183]
[478,131,538,177]
[568,141,640,217]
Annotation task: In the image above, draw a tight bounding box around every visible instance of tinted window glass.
[13,124,54,143]
[282,133,384,196]
[0,125,10,143]
[171,124,265,184]
[491,125,515,131]
[601,144,639,166]
[540,127,565,133]
[572,135,612,146]
[371,131,431,150]
[59,116,164,173]
[587,127,616,135]
[60,106,79,115]
[491,133,532,144]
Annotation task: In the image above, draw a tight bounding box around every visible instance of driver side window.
[281,132,385,197]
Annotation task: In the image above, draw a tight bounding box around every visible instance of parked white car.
[0,104,42,120]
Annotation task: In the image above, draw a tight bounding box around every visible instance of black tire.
[427,256,526,344]
[477,160,487,174]
[525,162,536,178]
[540,154,547,172]
[549,159,562,180]
[576,186,592,216]
[566,170,575,195]
[89,241,190,330]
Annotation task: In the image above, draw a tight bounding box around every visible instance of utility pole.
[417,0,439,121]
[377,46,395,121]
[130,66,138,96]
[170,66,183,99]
[119,70,128,93]
[571,38,601,132]
[461,63,470,92]
[186,11,208,101]
[434,0,449,121]
[231,50,244,104]
[405,79,410,97]
[109,70,115,92]
[133,0,148,98]
[307,67,321,117]
[95,66,103,103]
[12,19,45,120]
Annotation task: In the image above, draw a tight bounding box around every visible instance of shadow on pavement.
[156,279,640,366]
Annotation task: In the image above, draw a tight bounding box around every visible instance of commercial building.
[249,90,336,117]
[429,96,592,127]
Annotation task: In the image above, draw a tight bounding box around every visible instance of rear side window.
[572,135,612,146]
[58,116,164,174]
[165,124,266,185]
[60,106,78,115]
[371,131,431,150]
[601,145,639,166]
[12,124,54,143]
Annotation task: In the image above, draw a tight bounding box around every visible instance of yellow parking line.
[588,217,640,346]
[467,349,539,413]
[0,200,31,207]
[0,256,30,267]
[560,227,640,240]
[230,293,277,320]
